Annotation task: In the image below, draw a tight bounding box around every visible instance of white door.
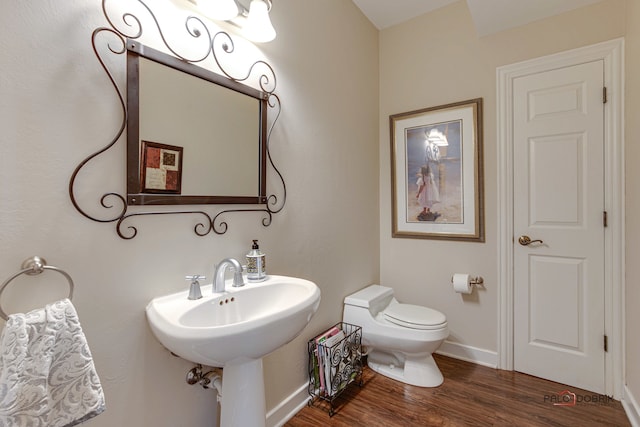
[513,60,605,393]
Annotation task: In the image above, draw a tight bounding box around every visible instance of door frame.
[497,38,625,398]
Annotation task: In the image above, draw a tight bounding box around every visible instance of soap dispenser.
[246,239,266,282]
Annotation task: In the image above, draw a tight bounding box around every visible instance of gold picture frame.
[390,98,484,242]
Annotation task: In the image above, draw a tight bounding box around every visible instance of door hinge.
[603,211,608,227]
[603,87,608,104]
[604,335,608,352]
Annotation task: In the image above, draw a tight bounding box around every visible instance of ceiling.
[351,0,606,36]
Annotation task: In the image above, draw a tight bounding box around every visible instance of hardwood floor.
[285,355,630,427]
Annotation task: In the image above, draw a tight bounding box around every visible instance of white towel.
[0,299,105,427]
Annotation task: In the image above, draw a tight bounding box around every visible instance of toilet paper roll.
[452,273,473,294]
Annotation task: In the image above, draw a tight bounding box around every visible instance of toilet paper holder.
[450,276,484,286]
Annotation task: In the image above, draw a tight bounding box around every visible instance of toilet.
[343,284,448,387]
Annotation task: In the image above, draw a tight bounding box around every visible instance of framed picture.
[141,141,183,194]
[390,98,484,242]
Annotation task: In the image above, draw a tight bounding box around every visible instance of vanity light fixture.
[191,0,276,43]
[243,0,276,43]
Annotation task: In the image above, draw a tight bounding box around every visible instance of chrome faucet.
[213,258,244,293]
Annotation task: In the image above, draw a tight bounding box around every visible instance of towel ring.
[0,256,75,321]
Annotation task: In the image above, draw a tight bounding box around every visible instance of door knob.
[518,235,543,246]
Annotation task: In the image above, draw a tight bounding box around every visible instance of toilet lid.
[384,304,447,330]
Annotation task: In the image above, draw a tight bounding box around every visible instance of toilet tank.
[344,285,394,316]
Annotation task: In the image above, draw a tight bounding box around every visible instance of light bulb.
[199,0,239,21]
[243,0,276,43]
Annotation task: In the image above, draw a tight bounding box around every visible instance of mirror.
[126,40,268,205]
[69,4,285,239]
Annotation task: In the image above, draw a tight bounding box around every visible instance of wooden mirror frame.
[126,40,268,205]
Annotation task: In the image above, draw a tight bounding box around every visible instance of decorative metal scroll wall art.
[69,0,284,239]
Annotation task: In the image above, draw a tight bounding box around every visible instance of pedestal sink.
[146,275,321,427]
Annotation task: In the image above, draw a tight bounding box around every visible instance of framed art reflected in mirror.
[140,141,183,194]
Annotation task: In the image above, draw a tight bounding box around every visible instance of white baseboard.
[623,385,640,427]
[266,383,309,427]
[436,340,498,369]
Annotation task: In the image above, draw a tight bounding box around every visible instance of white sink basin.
[146,275,321,367]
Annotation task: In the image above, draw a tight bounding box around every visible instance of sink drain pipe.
[186,365,223,401]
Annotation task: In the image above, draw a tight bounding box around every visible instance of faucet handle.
[185,275,206,283]
[186,275,205,300]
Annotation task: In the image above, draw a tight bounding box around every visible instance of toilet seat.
[383,304,447,330]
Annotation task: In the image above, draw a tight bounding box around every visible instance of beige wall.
[0,0,378,425]
[379,0,626,364]
[3,0,639,424]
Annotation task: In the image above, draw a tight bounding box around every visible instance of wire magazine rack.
[307,322,363,416]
